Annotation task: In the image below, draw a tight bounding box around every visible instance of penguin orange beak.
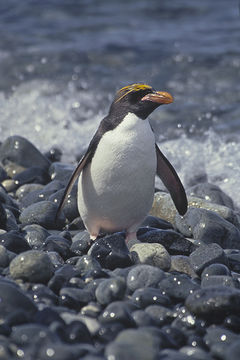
[141,91,173,104]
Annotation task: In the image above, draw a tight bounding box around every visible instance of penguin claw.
[90,234,98,241]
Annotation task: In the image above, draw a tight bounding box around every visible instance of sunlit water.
[0,0,239,206]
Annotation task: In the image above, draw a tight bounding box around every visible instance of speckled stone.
[130,243,171,271]
[190,243,228,275]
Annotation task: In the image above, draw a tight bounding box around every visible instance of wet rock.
[0,281,37,321]
[70,231,91,256]
[59,287,94,311]
[130,243,171,270]
[19,200,66,229]
[49,185,78,221]
[19,180,63,209]
[105,328,161,360]
[99,301,136,327]
[22,224,50,249]
[126,264,165,292]
[0,135,50,170]
[159,274,200,302]
[75,255,106,280]
[187,182,234,209]
[95,277,126,305]
[13,166,50,187]
[225,341,240,360]
[138,228,195,255]
[9,250,54,283]
[185,286,240,321]
[16,183,44,200]
[145,305,174,327]
[176,208,240,248]
[190,243,228,275]
[131,287,170,308]
[0,230,31,253]
[204,325,239,359]
[140,215,173,229]
[201,275,239,289]
[0,202,7,229]
[42,234,72,259]
[89,233,132,270]
[49,161,75,182]
[0,245,10,267]
[201,263,231,278]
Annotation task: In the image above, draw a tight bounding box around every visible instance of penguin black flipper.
[55,151,91,219]
[155,143,188,215]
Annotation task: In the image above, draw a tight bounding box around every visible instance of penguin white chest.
[78,113,156,234]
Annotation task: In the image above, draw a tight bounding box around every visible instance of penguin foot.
[90,234,98,241]
[125,231,137,243]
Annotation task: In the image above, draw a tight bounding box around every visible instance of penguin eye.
[130,90,151,104]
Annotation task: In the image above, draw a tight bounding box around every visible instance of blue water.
[0,0,240,205]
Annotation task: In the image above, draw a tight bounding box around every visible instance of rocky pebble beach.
[0,135,240,359]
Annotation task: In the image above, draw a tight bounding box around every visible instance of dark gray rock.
[126,264,165,292]
[180,346,212,360]
[13,166,50,187]
[42,234,72,260]
[140,215,173,230]
[11,323,58,346]
[176,208,240,249]
[131,287,170,308]
[204,325,239,359]
[16,183,44,200]
[75,255,106,280]
[99,301,136,327]
[59,287,94,311]
[105,328,161,360]
[145,305,174,327]
[201,275,239,289]
[185,286,240,321]
[225,341,240,360]
[88,233,132,270]
[19,180,63,209]
[0,281,37,321]
[225,250,240,272]
[201,263,231,278]
[0,245,9,267]
[49,185,78,221]
[138,228,196,255]
[158,274,200,302]
[22,224,50,249]
[190,243,228,275]
[0,135,50,169]
[132,310,154,327]
[70,231,91,256]
[19,200,66,229]
[0,230,31,253]
[9,250,54,283]
[187,182,234,209]
[49,161,75,182]
[95,277,126,305]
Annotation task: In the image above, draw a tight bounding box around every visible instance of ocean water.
[0,0,240,206]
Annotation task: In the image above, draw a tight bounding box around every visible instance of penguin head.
[110,83,173,120]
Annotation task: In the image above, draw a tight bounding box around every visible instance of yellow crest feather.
[115,83,152,103]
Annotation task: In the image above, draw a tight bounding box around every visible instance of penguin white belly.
[78,113,156,236]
